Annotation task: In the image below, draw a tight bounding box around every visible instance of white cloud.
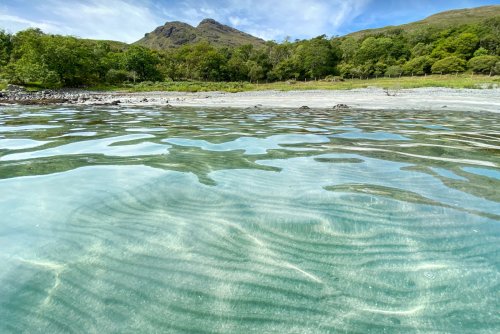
[0,13,61,33]
[159,0,372,41]
[42,0,163,42]
[0,0,372,42]
[228,16,250,27]
[0,0,163,42]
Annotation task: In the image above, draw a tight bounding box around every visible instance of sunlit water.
[0,105,499,333]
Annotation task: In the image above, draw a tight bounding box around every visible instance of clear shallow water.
[0,105,499,333]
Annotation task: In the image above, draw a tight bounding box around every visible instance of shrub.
[473,47,490,57]
[385,65,403,77]
[468,55,499,74]
[42,70,62,88]
[105,69,130,84]
[431,56,466,74]
[494,62,500,75]
[403,56,433,75]
[324,75,343,82]
[338,63,354,78]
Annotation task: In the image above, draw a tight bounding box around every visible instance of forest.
[0,16,499,89]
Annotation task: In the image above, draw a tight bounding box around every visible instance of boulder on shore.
[333,104,350,110]
[6,84,26,92]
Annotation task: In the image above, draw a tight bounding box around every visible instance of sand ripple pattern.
[0,105,499,333]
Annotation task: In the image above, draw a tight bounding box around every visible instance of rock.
[6,84,26,92]
[299,105,310,109]
[110,100,121,105]
[333,104,350,110]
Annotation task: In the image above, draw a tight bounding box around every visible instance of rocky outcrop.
[135,18,265,50]
[0,88,73,105]
[5,84,26,92]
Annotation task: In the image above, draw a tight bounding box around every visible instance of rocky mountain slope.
[135,18,265,49]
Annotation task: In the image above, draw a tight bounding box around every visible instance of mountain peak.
[136,18,265,50]
[198,18,222,26]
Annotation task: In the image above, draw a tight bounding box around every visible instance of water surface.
[0,105,499,333]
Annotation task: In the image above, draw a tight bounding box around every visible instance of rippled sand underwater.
[0,105,499,333]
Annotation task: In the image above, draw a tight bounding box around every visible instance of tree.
[294,36,337,79]
[453,33,479,59]
[373,61,387,78]
[431,56,466,74]
[42,35,98,86]
[173,42,229,81]
[0,30,12,68]
[339,37,359,63]
[480,34,500,56]
[7,28,46,84]
[106,69,132,84]
[356,37,391,64]
[468,55,499,74]
[227,45,252,81]
[267,40,293,67]
[411,43,433,58]
[270,57,301,80]
[124,45,161,82]
[385,65,403,77]
[338,62,354,78]
[226,55,249,81]
[247,60,265,82]
[403,56,433,75]
[433,32,479,60]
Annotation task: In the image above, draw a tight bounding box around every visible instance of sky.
[0,0,499,43]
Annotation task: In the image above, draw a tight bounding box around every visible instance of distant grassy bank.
[96,74,499,93]
[1,74,499,94]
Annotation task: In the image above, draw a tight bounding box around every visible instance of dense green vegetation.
[0,12,499,89]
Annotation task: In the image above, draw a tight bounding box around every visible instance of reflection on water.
[0,105,499,333]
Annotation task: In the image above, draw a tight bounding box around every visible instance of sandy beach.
[1,87,500,112]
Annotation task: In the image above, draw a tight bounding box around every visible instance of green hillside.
[348,5,500,37]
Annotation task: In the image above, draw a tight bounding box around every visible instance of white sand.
[92,87,500,112]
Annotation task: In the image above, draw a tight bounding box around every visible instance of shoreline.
[1,87,499,112]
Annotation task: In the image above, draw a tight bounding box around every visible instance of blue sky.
[0,0,498,43]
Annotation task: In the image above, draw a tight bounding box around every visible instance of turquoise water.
[0,105,499,333]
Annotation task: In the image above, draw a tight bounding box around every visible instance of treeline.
[0,17,499,88]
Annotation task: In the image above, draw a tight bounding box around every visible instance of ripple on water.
[0,138,50,150]
[0,106,498,333]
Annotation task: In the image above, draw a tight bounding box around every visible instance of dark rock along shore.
[0,84,94,105]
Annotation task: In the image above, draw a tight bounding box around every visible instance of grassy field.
[2,74,499,93]
[250,74,499,91]
[104,74,500,93]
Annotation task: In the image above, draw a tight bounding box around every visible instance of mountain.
[135,18,266,49]
[347,5,500,38]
